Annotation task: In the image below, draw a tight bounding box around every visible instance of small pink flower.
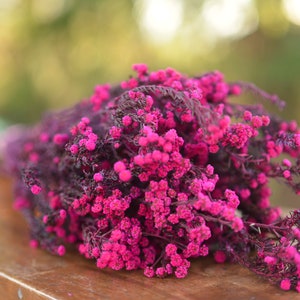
[122,115,132,126]
[31,185,41,195]
[175,266,188,278]
[264,256,277,265]
[132,63,148,74]
[155,267,166,277]
[59,209,67,219]
[280,278,291,291]
[251,116,263,128]
[214,250,226,263]
[144,266,155,278]
[110,229,122,241]
[231,217,244,232]
[29,240,39,248]
[283,158,292,168]
[57,245,66,256]
[85,139,96,151]
[170,254,183,267]
[93,172,103,182]
[283,170,291,179]
[165,243,177,256]
[114,161,126,173]
[53,133,69,145]
[243,110,252,121]
[119,170,132,182]
[70,144,79,154]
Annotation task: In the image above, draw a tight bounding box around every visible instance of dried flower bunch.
[6,64,300,291]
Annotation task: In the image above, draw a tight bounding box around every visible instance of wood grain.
[0,176,299,300]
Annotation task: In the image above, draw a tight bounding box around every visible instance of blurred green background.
[0,0,300,207]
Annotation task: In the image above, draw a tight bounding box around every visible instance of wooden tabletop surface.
[0,176,299,300]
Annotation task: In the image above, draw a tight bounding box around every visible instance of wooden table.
[0,176,299,300]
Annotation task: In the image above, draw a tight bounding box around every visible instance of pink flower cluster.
[6,64,300,292]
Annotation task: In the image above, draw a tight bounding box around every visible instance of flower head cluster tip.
[6,64,300,292]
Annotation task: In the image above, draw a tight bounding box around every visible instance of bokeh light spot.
[135,0,183,44]
[201,0,258,39]
[282,0,300,26]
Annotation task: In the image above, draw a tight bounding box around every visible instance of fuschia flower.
[5,64,300,292]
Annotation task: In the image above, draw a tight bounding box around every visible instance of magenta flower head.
[5,64,300,291]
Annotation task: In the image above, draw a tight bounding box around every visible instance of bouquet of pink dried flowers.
[5,64,300,292]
